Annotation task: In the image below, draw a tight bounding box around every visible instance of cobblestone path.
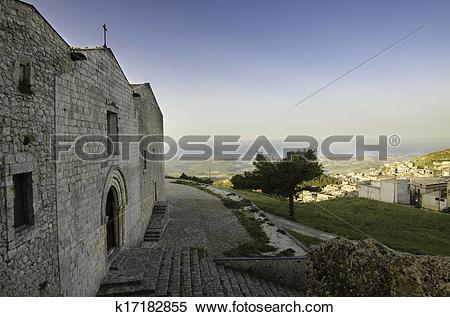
[145,181,251,256]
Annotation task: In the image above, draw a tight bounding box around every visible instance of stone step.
[147,213,168,230]
[97,284,149,297]
[155,201,168,208]
[258,276,274,296]
[224,267,242,296]
[180,247,192,296]
[145,229,162,234]
[144,237,161,242]
[283,285,295,297]
[207,260,224,296]
[97,246,303,298]
[98,248,154,296]
[242,272,258,296]
[266,280,281,297]
[142,247,164,292]
[190,249,203,296]
[216,265,233,297]
[155,248,173,296]
[199,257,214,296]
[144,229,163,242]
[277,283,293,297]
[145,232,162,236]
[100,249,150,288]
[249,274,267,297]
[109,250,128,271]
[153,205,168,214]
[167,248,182,296]
[233,270,251,297]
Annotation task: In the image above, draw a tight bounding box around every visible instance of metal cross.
[103,24,108,48]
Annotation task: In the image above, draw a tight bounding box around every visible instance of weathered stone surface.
[305,238,450,296]
[97,246,301,297]
[0,0,71,296]
[148,181,251,256]
[0,0,165,296]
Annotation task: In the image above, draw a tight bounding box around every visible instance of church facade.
[0,0,165,296]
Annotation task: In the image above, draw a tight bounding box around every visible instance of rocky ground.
[306,238,450,296]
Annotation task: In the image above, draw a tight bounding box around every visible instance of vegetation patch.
[223,208,277,257]
[276,248,296,257]
[412,148,450,168]
[179,172,213,184]
[221,197,252,209]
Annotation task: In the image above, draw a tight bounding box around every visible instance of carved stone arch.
[101,167,127,254]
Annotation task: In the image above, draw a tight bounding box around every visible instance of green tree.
[232,150,323,219]
[273,150,323,218]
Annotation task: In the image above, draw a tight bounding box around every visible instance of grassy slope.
[238,190,450,256]
[412,148,450,168]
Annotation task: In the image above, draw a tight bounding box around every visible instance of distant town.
[296,149,450,212]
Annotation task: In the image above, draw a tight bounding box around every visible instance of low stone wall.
[214,256,307,293]
[306,238,450,296]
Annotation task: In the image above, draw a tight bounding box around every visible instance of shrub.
[179,173,213,184]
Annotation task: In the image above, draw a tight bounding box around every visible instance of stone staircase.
[144,201,169,242]
[97,247,302,297]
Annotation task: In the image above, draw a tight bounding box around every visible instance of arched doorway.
[102,167,127,257]
[105,186,119,253]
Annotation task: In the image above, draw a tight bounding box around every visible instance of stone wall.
[133,83,165,210]
[54,48,144,296]
[306,238,450,296]
[0,0,166,296]
[0,0,72,296]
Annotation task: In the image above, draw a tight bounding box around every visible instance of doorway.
[106,186,119,253]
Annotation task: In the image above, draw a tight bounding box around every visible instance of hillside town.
[295,158,450,212]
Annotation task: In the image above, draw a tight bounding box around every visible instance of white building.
[358,178,410,205]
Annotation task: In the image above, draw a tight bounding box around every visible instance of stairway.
[97,247,303,297]
[144,201,169,242]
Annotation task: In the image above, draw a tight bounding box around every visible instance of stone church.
[0,0,165,296]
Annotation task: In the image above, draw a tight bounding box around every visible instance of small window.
[13,172,34,229]
[106,111,118,155]
[143,150,147,170]
[19,61,32,94]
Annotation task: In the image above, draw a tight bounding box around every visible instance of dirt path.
[209,186,336,242]
[263,212,337,241]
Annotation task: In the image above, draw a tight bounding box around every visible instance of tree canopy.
[231,149,323,218]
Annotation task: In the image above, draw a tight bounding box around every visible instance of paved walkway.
[264,212,336,241]
[145,181,251,256]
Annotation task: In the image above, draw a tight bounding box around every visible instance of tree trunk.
[289,194,295,219]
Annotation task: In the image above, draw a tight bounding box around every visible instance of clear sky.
[27,0,450,149]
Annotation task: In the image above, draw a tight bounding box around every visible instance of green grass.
[223,208,277,257]
[287,230,325,248]
[237,190,450,256]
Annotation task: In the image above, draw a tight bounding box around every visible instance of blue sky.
[28,0,450,150]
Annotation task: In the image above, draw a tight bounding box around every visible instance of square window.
[13,172,34,229]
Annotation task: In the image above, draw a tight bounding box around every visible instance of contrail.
[293,24,427,107]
